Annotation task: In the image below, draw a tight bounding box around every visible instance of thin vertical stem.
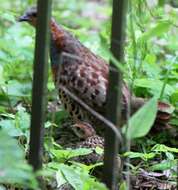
[29,0,52,170]
[103,0,128,189]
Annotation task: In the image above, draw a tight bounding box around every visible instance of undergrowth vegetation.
[0,0,177,189]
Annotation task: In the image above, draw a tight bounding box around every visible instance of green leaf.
[95,147,104,155]
[151,144,178,153]
[138,20,172,42]
[56,164,107,190]
[119,181,127,190]
[124,151,156,161]
[170,118,178,126]
[58,164,84,190]
[51,148,93,160]
[0,130,38,189]
[15,106,30,131]
[0,107,30,137]
[56,169,67,188]
[150,160,177,171]
[134,78,174,98]
[170,90,178,105]
[0,119,23,137]
[122,97,158,139]
[71,162,103,172]
[6,80,31,97]
[165,152,174,160]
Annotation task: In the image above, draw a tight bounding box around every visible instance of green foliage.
[150,159,177,171]
[0,130,38,189]
[44,161,105,189]
[51,148,93,161]
[134,78,174,98]
[124,151,156,161]
[0,0,177,189]
[151,144,178,153]
[55,164,108,190]
[138,20,172,43]
[122,97,158,139]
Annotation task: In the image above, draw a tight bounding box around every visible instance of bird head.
[18,7,38,26]
[71,122,96,139]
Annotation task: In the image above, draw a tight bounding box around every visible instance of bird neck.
[50,20,65,70]
[49,19,84,79]
[50,19,84,55]
[50,19,66,47]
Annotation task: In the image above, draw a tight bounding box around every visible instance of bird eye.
[32,13,37,17]
[76,127,84,134]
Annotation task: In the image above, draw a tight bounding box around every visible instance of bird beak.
[18,14,30,22]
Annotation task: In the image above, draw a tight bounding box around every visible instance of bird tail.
[130,97,173,129]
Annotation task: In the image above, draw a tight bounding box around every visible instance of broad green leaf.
[95,146,104,155]
[56,169,67,188]
[45,162,62,172]
[0,107,30,137]
[0,119,23,137]
[58,164,85,190]
[44,121,56,128]
[57,164,107,190]
[165,152,174,160]
[6,80,31,97]
[122,97,158,139]
[71,162,103,172]
[151,144,178,153]
[0,113,15,119]
[134,78,174,97]
[138,20,172,42]
[124,151,156,161]
[51,148,93,160]
[15,107,30,131]
[150,160,177,171]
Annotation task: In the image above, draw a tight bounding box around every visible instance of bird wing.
[58,50,109,113]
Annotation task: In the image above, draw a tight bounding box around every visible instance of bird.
[18,7,172,136]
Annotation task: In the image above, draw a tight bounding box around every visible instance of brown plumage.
[19,7,172,136]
